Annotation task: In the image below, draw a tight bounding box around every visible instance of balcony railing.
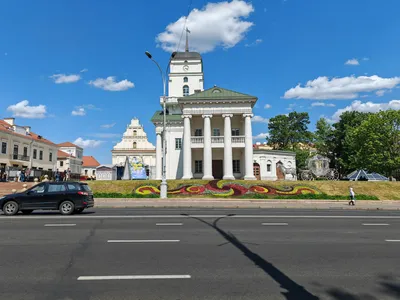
[10,154,30,161]
[232,136,245,143]
[211,136,224,143]
[191,137,204,144]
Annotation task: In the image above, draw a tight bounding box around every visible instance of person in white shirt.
[349,187,356,206]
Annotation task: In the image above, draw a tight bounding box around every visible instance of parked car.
[0,182,94,216]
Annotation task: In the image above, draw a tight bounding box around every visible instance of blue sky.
[1,0,400,164]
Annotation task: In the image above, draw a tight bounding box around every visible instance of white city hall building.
[151,46,296,181]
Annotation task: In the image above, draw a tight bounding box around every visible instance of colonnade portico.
[181,113,256,180]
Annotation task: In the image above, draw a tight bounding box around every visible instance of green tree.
[346,110,400,178]
[331,111,371,176]
[314,118,333,157]
[267,112,312,150]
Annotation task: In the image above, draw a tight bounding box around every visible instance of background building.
[0,118,58,175]
[81,156,100,178]
[112,118,156,178]
[57,142,83,175]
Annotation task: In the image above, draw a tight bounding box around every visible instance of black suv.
[0,182,94,216]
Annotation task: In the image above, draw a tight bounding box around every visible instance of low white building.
[253,148,297,181]
[150,40,296,181]
[57,142,83,175]
[112,118,156,178]
[96,164,117,181]
[0,118,58,173]
[82,156,100,178]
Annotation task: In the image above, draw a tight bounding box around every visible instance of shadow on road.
[183,213,320,300]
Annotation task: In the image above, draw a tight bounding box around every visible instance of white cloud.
[80,68,88,73]
[157,0,254,53]
[311,102,336,107]
[253,132,269,140]
[264,104,272,109]
[7,100,47,119]
[375,90,386,97]
[331,99,400,122]
[90,133,121,138]
[50,73,81,84]
[245,38,263,47]
[73,137,103,149]
[252,115,269,123]
[101,123,116,129]
[89,76,134,91]
[71,107,86,116]
[345,58,359,66]
[283,75,400,100]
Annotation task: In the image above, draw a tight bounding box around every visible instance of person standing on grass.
[349,187,356,206]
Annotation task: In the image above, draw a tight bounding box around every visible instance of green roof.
[151,111,182,123]
[179,86,257,101]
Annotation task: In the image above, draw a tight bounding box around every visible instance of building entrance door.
[212,160,223,179]
[253,163,261,180]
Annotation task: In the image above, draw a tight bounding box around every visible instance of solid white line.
[156,223,183,226]
[262,223,288,226]
[44,224,76,227]
[362,223,389,226]
[2,215,400,220]
[385,240,400,242]
[77,275,191,281]
[107,240,180,243]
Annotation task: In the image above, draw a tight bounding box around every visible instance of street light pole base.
[160,181,168,199]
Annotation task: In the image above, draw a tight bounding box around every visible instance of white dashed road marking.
[44,224,76,227]
[385,240,400,242]
[156,223,183,226]
[107,240,180,243]
[77,275,191,281]
[362,223,389,226]
[262,223,288,226]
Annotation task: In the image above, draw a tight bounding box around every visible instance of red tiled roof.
[57,142,82,148]
[82,156,100,167]
[0,120,57,147]
[57,150,75,158]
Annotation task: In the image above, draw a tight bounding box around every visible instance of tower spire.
[185,28,190,52]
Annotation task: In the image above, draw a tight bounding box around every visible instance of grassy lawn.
[87,180,400,200]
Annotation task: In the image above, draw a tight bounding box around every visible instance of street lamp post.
[145,51,176,199]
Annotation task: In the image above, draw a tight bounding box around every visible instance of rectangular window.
[233,160,241,173]
[213,128,220,136]
[48,184,66,193]
[195,160,203,173]
[194,129,203,136]
[267,164,271,172]
[1,142,6,154]
[23,147,28,157]
[49,152,53,162]
[85,170,88,175]
[39,150,43,160]
[60,161,64,167]
[232,128,240,136]
[175,138,182,150]
[33,149,37,159]
[13,145,18,159]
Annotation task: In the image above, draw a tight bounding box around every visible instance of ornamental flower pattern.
[134,180,321,197]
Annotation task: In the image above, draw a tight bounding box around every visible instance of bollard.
[34,178,39,183]
[22,184,28,192]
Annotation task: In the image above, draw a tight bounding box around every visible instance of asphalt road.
[0,208,399,300]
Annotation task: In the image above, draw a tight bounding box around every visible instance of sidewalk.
[95,198,400,210]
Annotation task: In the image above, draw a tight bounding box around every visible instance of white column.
[243,114,256,180]
[223,114,234,180]
[182,115,192,180]
[259,156,267,180]
[202,114,214,180]
[155,128,162,180]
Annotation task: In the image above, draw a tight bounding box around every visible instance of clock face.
[183,65,189,71]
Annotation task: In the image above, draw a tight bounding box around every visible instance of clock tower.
[167,29,204,100]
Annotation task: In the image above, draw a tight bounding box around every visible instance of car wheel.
[59,201,75,215]
[21,210,34,215]
[3,201,19,216]
[74,208,84,214]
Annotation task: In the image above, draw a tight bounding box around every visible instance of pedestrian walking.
[349,187,356,206]
[55,170,61,182]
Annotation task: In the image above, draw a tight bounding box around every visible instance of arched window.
[183,77,188,83]
[183,85,189,96]
[133,130,137,136]
[133,142,137,149]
